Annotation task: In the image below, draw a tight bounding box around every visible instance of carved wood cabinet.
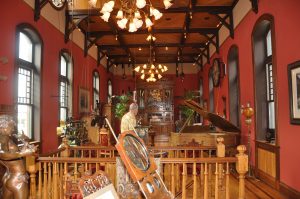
[136,79,174,146]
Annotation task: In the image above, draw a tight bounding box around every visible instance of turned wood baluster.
[236,145,248,199]
[215,163,219,199]
[176,151,180,192]
[38,162,42,199]
[48,163,52,198]
[217,137,225,187]
[201,150,204,185]
[43,162,48,199]
[59,163,64,199]
[63,162,68,199]
[226,162,230,199]
[53,162,58,199]
[193,162,197,199]
[182,163,187,199]
[204,163,208,199]
[171,163,175,195]
[74,162,78,180]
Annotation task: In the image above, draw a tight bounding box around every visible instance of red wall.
[0,0,112,152]
[199,0,300,191]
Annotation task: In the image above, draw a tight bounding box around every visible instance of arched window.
[16,24,42,140]
[252,15,276,143]
[209,69,214,113]
[228,45,240,127]
[107,79,112,103]
[59,50,73,123]
[93,71,100,108]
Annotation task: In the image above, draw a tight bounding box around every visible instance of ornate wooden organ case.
[136,79,174,146]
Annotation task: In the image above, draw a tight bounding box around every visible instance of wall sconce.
[241,102,254,125]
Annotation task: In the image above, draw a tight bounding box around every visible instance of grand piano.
[170,100,240,149]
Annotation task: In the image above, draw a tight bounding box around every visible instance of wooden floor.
[180,175,288,199]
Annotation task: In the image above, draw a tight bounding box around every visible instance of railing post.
[217,137,225,186]
[26,155,37,199]
[236,145,248,199]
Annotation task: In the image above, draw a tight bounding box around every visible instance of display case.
[136,79,174,146]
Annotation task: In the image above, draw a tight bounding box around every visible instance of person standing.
[120,103,138,133]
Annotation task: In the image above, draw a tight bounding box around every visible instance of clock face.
[212,59,221,87]
[123,134,150,171]
[49,0,66,10]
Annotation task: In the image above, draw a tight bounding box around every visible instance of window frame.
[92,70,100,109]
[58,50,73,123]
[15,24,43,140]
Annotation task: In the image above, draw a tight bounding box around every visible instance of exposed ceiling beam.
[67,6,232,17]
[88,27,218,36]
[99,43,206,49]
[109,53,199,58]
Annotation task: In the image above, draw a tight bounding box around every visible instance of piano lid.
[183,100,240,132]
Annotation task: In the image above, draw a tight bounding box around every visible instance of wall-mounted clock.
[49,0,67,10]
[212,58,221,87]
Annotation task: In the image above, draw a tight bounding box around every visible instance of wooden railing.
[68,145,217,159]
[26,139,248,199]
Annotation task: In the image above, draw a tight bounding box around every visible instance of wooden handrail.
[37,157,116,163]
[160,157,237,164]
[39,147,66,157]
[69,145,216,150]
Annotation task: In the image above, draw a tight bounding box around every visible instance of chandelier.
[98,0,173,32]
[134,44,168,82]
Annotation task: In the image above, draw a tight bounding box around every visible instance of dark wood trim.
[250,0,259,13]
[279,182,300,199]
[256,169,277,188]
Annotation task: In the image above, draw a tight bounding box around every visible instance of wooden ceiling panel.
[123,34,149,44]
[129,48,150,57]
[182,47,201,54]
[154,13,185,29]
[96,35,119,45]
[107,48,127,56]
[155,33,181,43]
[196,0,234,6]
[156,47,178,54]
[190,13,220,28]
[185,33,207,43]
[64,0,240,65]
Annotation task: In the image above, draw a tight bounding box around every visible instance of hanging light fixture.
[134,42,168,82]
[98,0,173,32]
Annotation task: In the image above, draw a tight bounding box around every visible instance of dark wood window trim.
[15,23,43,141]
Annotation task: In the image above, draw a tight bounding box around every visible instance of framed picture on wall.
[287,60,300,124]
[79,87,90,113]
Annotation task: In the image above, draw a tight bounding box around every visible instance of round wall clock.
[212,58,221,87]
[49,0,67,10]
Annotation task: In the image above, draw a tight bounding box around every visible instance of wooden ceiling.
[34,0,259,70]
